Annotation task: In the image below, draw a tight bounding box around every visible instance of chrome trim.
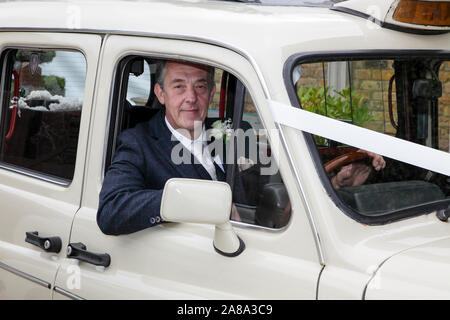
[100,34,115,182]
[53,286,85,300]
[230,220,288,232]
[0,163,71,186]
[0,261,51,289]
[276,123,325,265]
[361,254,393,300]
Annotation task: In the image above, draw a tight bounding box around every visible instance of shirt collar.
[165,117,206,148]
[165,116,224,172]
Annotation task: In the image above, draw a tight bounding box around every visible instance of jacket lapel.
[150,111,213,180]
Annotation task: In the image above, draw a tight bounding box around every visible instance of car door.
[52,35,322,300]
[0,32,101,299]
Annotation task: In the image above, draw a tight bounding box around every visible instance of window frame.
[104,52,291,231]
[0,46,87,186]
[283,49,450,225]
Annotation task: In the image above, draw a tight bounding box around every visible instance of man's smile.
[180,108,200,115]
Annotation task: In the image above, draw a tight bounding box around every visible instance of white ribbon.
[268,100,450,177]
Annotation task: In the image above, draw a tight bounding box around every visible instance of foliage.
[42,76,66,96]
[10,76,66,99]
[15,50,56,64]
[297,85,374,145]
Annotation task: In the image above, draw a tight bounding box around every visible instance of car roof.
[0,0,445,58]
[0,0,366,58]
[0,0,349,38]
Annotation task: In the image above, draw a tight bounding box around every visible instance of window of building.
[0,49,86,182]
[292,55,450,224]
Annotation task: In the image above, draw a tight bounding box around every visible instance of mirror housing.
[161,178,245,257]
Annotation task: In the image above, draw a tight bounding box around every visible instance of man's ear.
[209,83,216,103]
[154,83,165,105]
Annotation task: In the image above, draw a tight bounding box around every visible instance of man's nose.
[184,85,197,103]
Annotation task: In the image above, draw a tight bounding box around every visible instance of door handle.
[67,242,111,267]
[25,231,62,253]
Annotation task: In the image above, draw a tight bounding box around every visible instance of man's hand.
[362,149,386,171]
[331,149,385,190]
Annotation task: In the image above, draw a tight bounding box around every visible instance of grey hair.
[155,60,215,91]
[155,60,167,89]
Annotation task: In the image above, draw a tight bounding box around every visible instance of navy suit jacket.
[97,110,226,235]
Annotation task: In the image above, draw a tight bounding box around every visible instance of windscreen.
[291,56,450,223]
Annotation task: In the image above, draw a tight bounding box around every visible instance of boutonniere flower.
[209,118,233,143]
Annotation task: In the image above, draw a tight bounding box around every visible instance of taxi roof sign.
[333,0,450,33]
[392,0,450,27]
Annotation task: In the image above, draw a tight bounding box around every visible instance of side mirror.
[160,178,245,257]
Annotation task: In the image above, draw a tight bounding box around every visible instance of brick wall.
[440,62,450,151]
[349,60,397,134]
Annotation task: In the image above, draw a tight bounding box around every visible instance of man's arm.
[97,131,164,235]
[331,150,386,190]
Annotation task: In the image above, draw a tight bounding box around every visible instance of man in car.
[97,60,229,235]
[97,59,385,235]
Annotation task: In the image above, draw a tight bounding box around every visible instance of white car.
[0,0,449,300]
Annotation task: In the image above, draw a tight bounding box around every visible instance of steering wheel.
[324,151,370,174]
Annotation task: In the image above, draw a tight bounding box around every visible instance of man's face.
[154,61,216,137]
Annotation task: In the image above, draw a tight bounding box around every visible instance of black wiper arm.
[436,201,450,222]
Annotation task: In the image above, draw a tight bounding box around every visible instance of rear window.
[0,48,86,183]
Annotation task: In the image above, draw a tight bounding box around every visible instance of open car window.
[106,57,291,229]
[290,54,450,224]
